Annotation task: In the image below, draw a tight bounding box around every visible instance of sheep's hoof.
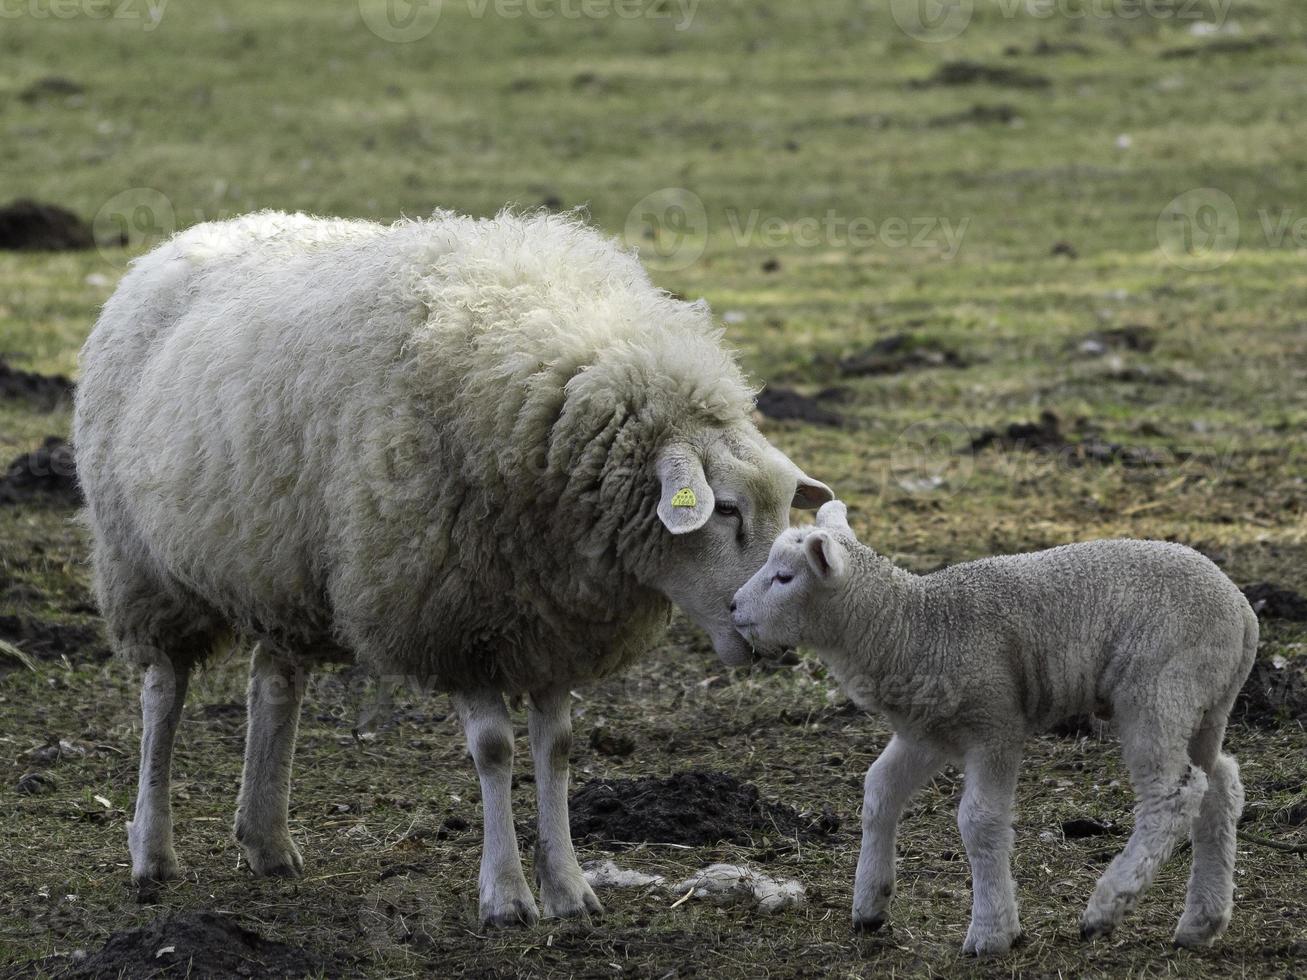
[481,898,541,929]
[542,880,603,921]
[1079,917,1114,942]
[963,924,1021,956]
[1172,909,1228,949]
[131,851,182,886]
[852,914,886,934]
[242,840,304,878]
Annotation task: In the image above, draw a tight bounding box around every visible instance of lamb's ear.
[656,446,714,535]
[815,500,849,530]
[804,529,846,580]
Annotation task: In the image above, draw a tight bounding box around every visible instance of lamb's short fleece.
[74,209,831,927]
[731,502,1257,954]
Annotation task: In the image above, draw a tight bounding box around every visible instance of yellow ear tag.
[670,487,697,508]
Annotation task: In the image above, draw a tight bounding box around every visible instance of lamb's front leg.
[958,743,1023,956]
[853,734,946,932]
[456,690,538,928]
[528,688,601,919]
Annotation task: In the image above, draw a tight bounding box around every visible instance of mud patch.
[1241,583,1307,622]
[0,359,75,410]
[41,911,328,978]
[569,770,841,849]
[1076,325,1156,356]
[0,614,109,665]
[967,411,1165,467]
[0,436,82,506]
[0,200,95,252]
[928,103,1019,127]
[1236,652,1307,726]
[914,61,1051,89]
[756,386,843,427]
[18,75,85,103]
[836,333,967,376]
[1161,34,1278,60]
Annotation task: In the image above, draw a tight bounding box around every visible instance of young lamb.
[731,501,1257,954]
[74,209,832,927]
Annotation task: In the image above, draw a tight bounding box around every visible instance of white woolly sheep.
[73,209,832,927]
[731,501,1257,954]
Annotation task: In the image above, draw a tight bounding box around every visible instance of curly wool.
[75,209,756,692]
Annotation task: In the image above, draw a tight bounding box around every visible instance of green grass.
[2,0,1306,976]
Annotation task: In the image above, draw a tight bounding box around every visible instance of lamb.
[730,501,1257,954]
[73,209,832,927]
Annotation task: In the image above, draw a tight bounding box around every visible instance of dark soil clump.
[915,60,1051,89]
[1242,583,1307,621]
[837,333,967,376]
[0,359,75,410]
[967,411,1165,467]
[41,911,327,978]
[0,436,81,506]
[0,199,95,252]
[1236,652,1307,726]
[570,770,840,849]
[0,614,109,664]
[756,386,843,427]
[928,103,1019,127]
[1077,325,1156,355]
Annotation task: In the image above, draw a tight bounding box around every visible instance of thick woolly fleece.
[732,501,1257,954]
[75,210,831,924]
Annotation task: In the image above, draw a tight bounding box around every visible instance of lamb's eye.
[772,572,793,586]
[715,501,739,517]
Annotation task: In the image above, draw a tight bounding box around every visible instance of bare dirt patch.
[569,770,842,849]
[37,911,329,979]
[0,200,95,252]
[967,411,1166,467]
[913,60,1051,90]
[755,386,843,427]
[836,333,968,376]
[0,437,81,507]
[0,360,75,411]
[0,614,108,666]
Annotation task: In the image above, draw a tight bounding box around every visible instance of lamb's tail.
[1237,599,1259,690]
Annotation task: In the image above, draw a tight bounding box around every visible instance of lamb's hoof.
[541,879,603,921]
[1173,909,1229,949]
[131,851,182,887]
[242,839,304,878]
[852,914,886,934]
[481,898,541,929]
[963,924,1022,956]
[1080,917,1115,942]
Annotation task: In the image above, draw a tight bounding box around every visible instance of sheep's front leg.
[853,734,946,932]
[128,660,192,884]
[529,688,602,919]
[234,646,307,877]
[958,743,1023,956]
[456,690,539,928]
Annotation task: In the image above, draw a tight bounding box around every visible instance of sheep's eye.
[772,572,793,586]
[715,501,739,517]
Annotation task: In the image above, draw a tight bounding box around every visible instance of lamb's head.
[730,500,853,656]
[647,427,833,666]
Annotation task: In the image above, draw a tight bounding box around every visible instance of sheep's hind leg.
[958,742,1024,955]
[1174,713,1242,948]
[457,689,539,928]
[129,659,192,884]
[234,645,308,877]
[1081,726,1207,941]
[852,734,946,932]
[529,687,602,920]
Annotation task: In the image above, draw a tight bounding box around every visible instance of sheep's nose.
[729,600,738,614]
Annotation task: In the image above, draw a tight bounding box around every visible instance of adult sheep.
[74,209,832,927]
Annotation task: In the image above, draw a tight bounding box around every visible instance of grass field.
[2,0,1306,976]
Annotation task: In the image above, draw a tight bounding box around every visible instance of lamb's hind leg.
[528,687,601,920]
[852,734,946,932]
[129,659,192,883]
[456,689,538,927]
[1082,723,1207,940]
[234,645,308,877]
[1174,713,1242,948]
[958,742,1023,955]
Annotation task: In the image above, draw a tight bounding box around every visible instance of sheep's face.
[650,427,832,666]
[730,501,851,656]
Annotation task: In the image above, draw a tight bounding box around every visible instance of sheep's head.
[648,426,832,666]
[730,500,853,656]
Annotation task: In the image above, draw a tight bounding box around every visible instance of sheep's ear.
[656,446,714,535]
[815,500,849,530]
[793,473,835,510]
[804,530,846,580]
